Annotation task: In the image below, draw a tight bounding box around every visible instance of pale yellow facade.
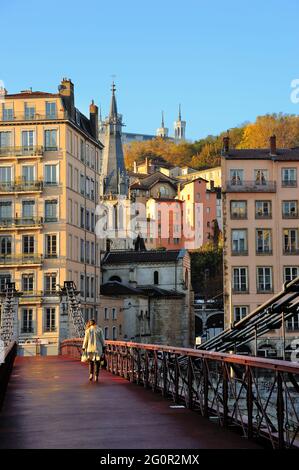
[0,81,102,354]
[179,166,222,189]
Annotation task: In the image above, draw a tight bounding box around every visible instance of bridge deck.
[0,356,261,449]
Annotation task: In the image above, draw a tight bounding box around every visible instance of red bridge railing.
[60,339,299,449]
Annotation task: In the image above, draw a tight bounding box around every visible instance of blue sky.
[2,0,299,140]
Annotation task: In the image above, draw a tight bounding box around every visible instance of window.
[45,234,57,258]
[91,277,94,298]
[80,174,85,195]
[257,267,273,293]
[255,201,271,219]
[86,241,90,264]
[0,273,11,291]
[154,270,159,285]
[86,177,90,198]
[80,239,85,262]
[45,307,56,332]
[80,274,85,297]
[45,200,58,222]
[112,326,117,340]
[254,169,268,185]
[283,266,299,282]
[2,106,13,121]
[45,164,57,185]
[91,211,95,232]
[80,140,85,162]
[45,130,58,151]
[23,235,34,254]
[0,167,12,187]
[232,230,248,255]
[91,179,95,200]
[112,308,117,320]
[0,236,12,255]
[24,103,35,120]
[46,102,57,119]
[22,273,34,292]
[22,308,33,333]
[256,229,272,254]
[22,200,35,218]
[234,306,248,322]
[44,273,57,294]
[22,130,34,151]
[85,210,90,230]
[91,242,95,265]
[230,169,244,185]
[233,267,248,292]
[22,165,34,183]
[282,168,297,187]
[0,201,12,221]
[0,131,12,148]
[282,201,298,218]
[286,313,299,331]
[104,308,109,320]
[104,326,109,340]
[230,201,247,219]
[283,228,299,254]
[80,207,84,228]
[86,276,90,298]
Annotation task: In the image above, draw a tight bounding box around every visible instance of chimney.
[270,135,277,156]
[222,136,229,154]
[89,100,98,139]
[59,78,74,117]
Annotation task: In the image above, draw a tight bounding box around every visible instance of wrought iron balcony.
[282,180,297,188]
[21,327,34,334]
[283,247,299,255]
[225,180,276,192]
[44,327,58,333]
[0,180,43,193]
[0,217,43,228]
[0,146,44,157]
[0,254,43,265]
[282,212,299,219]
[0,112,68,123]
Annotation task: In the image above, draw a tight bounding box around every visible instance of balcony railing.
[230,213,247,220]
[282,180,297,188]
[0,112,68,123]
[0,180,43,192]
[282,212,299,219]
[44,327,57,333]
[225,180,276,192]
[231,250,248,256]
[0,146,44,157]
[0,254,43,265]
[255,213,272,219]
[21,327,34,334]
[0,217,43,228]
[283,247,299,255]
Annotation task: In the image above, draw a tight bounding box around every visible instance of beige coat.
[83,326,105,361]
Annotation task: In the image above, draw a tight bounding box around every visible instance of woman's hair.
[90,319,96,326]
[85,320,91,330]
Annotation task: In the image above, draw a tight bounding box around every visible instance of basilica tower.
[174,104,186,141]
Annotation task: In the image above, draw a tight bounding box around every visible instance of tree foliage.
[124,113,299,172]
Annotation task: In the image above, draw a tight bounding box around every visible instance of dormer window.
[46,102,57,119]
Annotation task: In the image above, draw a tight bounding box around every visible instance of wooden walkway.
[0,356,261,449]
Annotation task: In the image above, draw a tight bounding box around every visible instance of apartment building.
[222,135,299,357]
[0,78,103,355]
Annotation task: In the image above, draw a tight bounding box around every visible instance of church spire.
[178,104,182,121]
[109,81,118,119]
[161,110,165,128]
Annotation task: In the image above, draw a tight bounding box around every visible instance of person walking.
[82,319,105,382]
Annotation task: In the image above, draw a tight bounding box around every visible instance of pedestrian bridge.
[0,340,298,449]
